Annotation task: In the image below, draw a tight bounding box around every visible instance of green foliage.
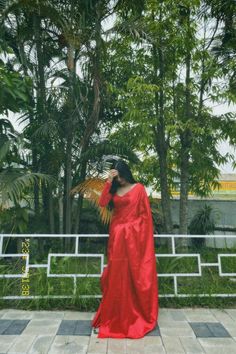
[0,29,32,112]
[188,204,217,248]
[0,169,56,205]
[0,204,33,233]
[0,0,235,235]
[0,61,31,114]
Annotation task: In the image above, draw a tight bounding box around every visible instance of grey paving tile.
[57,320,78,335]
[210,308,235,324]
[28,335,55,354]
[158,311,173,322]
[63,311,94,320]
[126,337,145,354]
[225,309,236,321]
[160,326,195,338]
[184,311,218,322]
[162,336,185,353]
[30,311,65,320]
[145,323,160,336]
[203,348,236,354]
[57,319,92,336]
[198,337,236,352]
[189,322,213,337]
[207,322,231,337]
[2,320,30,335]
[7,334,37,354]
[1,310,33,320]
[179,337,205,353]
[0,335,18,352]
[0,320,12,334]
[87,336,108,354]
[168,309,187,321]
[221,322,236,337]
[159,321,195,338]
[74,320,92,335]
[159,321,193,329]
[0,309,9,314]
[189,322,231,338]
[48,335,89,354]
[143,337,165,354]
[107,338,126,354]
[22,319,60,336]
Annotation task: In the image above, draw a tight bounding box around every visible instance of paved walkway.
[0,307,236,353]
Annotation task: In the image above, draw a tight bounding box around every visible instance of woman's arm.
[98,179,113,207]
[137,185,155,258]
[139,186,153,221]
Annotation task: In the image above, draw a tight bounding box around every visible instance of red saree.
[91,179,158,338]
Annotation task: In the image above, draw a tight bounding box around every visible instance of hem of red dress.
[96,321,158,339]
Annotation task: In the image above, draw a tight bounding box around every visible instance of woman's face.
[114,170,126,186]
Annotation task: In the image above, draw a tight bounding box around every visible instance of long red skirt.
[91,180,158,338]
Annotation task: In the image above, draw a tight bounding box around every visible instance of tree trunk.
[59,179,63,234]
[64,1,76,243]
[33,13,55,232]
[179,130,191,235]
[18,34,40,217]
[48,186,55,233]
[152,7,173,235]
[179,7,192,240]
[64,131,73,234]
[73,156,87,234]
[78,1,102,149]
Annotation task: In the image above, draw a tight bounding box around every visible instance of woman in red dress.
[91,159,158,338]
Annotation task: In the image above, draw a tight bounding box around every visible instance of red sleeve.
[137,185,156,258]
[139,186,153,223]
[98,179,113,207]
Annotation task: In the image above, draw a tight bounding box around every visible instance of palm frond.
[0,139,11,162]
[0,170,56,206]
[0,132,24,162]
[30,119,59,139]
[70,177,113,225]
[79,140,141,165]
[0,118,15,133]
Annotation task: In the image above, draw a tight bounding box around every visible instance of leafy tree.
[0,0,235,240]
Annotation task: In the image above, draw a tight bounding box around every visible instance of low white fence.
[0,234,235,299]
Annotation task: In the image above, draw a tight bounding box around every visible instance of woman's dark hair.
[107,159,137,211]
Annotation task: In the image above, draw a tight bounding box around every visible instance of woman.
[91,159,158,339]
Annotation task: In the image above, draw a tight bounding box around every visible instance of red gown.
[91,179,158,339]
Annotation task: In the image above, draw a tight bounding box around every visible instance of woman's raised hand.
[108,169,118,182]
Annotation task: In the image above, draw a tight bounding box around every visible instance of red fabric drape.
[91,179,158,338]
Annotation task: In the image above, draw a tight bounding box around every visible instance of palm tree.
[188,204,216,249]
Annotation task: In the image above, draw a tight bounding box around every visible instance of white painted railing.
[0,234,236,299]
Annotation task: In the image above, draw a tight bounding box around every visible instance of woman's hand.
[108,169,118,182]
